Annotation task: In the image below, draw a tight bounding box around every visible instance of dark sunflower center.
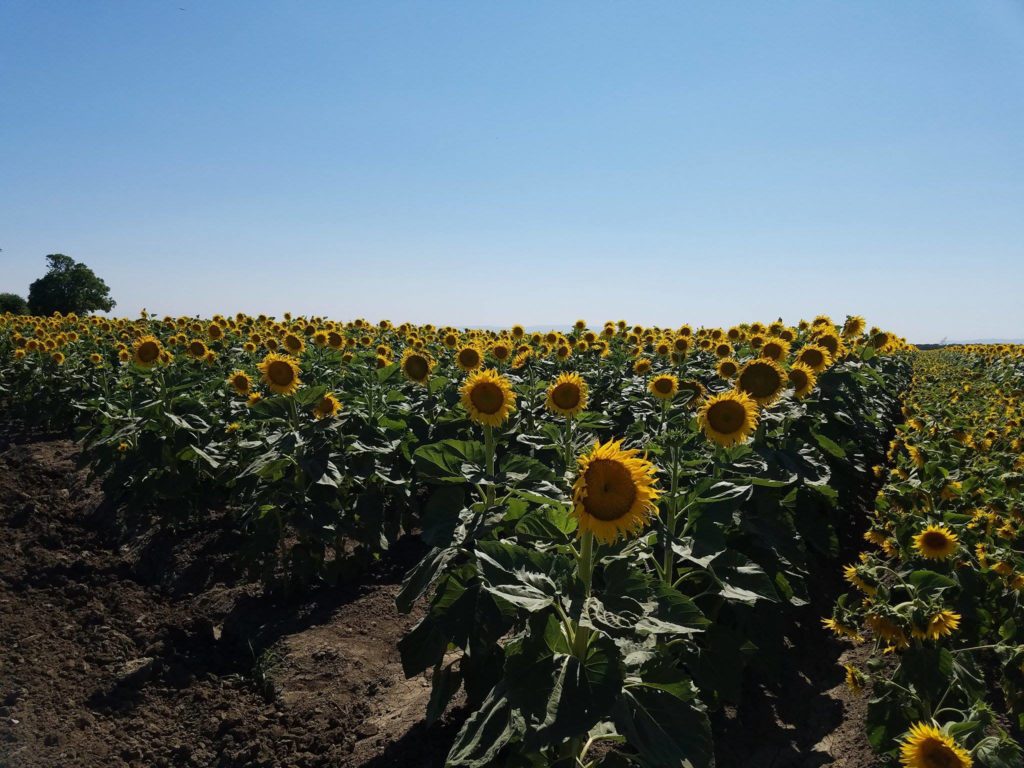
[459,349,480,367]
[802,348,824,367]
[819,336,840,355]
[918,739,962,768]
[551,383,581,410]
[405,355,429,380]
[582,459,637,521]
[137,341,160,363]
[720,362,737,376]
[739,364,782,398]
[789,369,809,390]
[921,531,951,551]
[268,360,295,386]
[189,342,206,357]
[233,375,250,391]
[763,343,783,359]
[654,378,673,394]
[707,399,747,434]
[470,382,504,414]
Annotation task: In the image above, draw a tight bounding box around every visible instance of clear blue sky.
[2,1,1022,342]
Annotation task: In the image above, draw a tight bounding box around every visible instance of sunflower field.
[1,310,1021,768]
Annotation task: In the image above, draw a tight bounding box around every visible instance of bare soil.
[0,438,880,767]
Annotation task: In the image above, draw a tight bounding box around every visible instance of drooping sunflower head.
[257,352,302,396]
[736,359,787,406]
[572,439,660,543]
[796,344,832,373]
[698,390,759,447]
[649,374,678,401]
[788,362,818,398]
[460,368,515,427]
[456,345,483,372]
[313,392,342,420]
[717,358,739,379]
[227,369,252,396]
[546,372,588,418]
[899,722,972,768]
[401,348,434,384]
[133,336,163,368]
[913,525,959,561]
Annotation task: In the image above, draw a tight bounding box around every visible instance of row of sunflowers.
[0,309,992,766]
[826,345,1024,768]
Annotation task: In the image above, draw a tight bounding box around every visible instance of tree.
[0,293,29,315]
[27,254,116,316]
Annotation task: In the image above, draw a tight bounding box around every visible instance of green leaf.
[614,682,713,768]
[447,682,517,767]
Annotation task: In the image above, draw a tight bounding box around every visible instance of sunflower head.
[677,379,707,408]
[258,352,302,396]
[313,392,342,420]
[796,344,832,373]
[698,390,759,447]
[760,337,790,361]
[228,369,252,396]
[913,525,959,561]
[788,362,818,398]
[736,359,787,406]
[133,335,163,368]
[649,374,678,401]
[572,439,660,543]
[187,339,209,359]
[899,722,973,768]
[401,348,434,384]
[546,372,588,418]
[633,358,652,375]
[456,345,483,372]
[460,368,515,427]
[717,358,739,379]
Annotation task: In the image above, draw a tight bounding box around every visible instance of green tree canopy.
[0,293,29,315]
[27,254,116,316]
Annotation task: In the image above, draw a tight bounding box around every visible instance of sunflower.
[649,374,678,401]
[283,333,305,355]
[633,358,652,375]
[546,372,588,418]
[913,525,959,561]
[678,379,708,408]
[796,344,832,373]
[490,341,513,364]
[843,664,865,695]
[842,315,866,338]
[460,368,515,427]
[760,336,790,361]
[455,345,483,372]
[258,352,302,396]
[899,722,972,768]
[788,362,818,398]
[865,613,909,649]
[132,335,163,368]
[572,439,660,543]
[401,349,433,384]
[921,610,961,641]
[717,358,739,379]
[821,617,864,643]
[698,391,759,447]
[187,339,209,359]
[313,392,342,420]
[227,369,253,396]
[843,564,876,596]
[736,359,787,406]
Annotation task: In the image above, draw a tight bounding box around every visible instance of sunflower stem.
[572,530,595,659]
[484,424,496,507]
[662,446,678,585]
